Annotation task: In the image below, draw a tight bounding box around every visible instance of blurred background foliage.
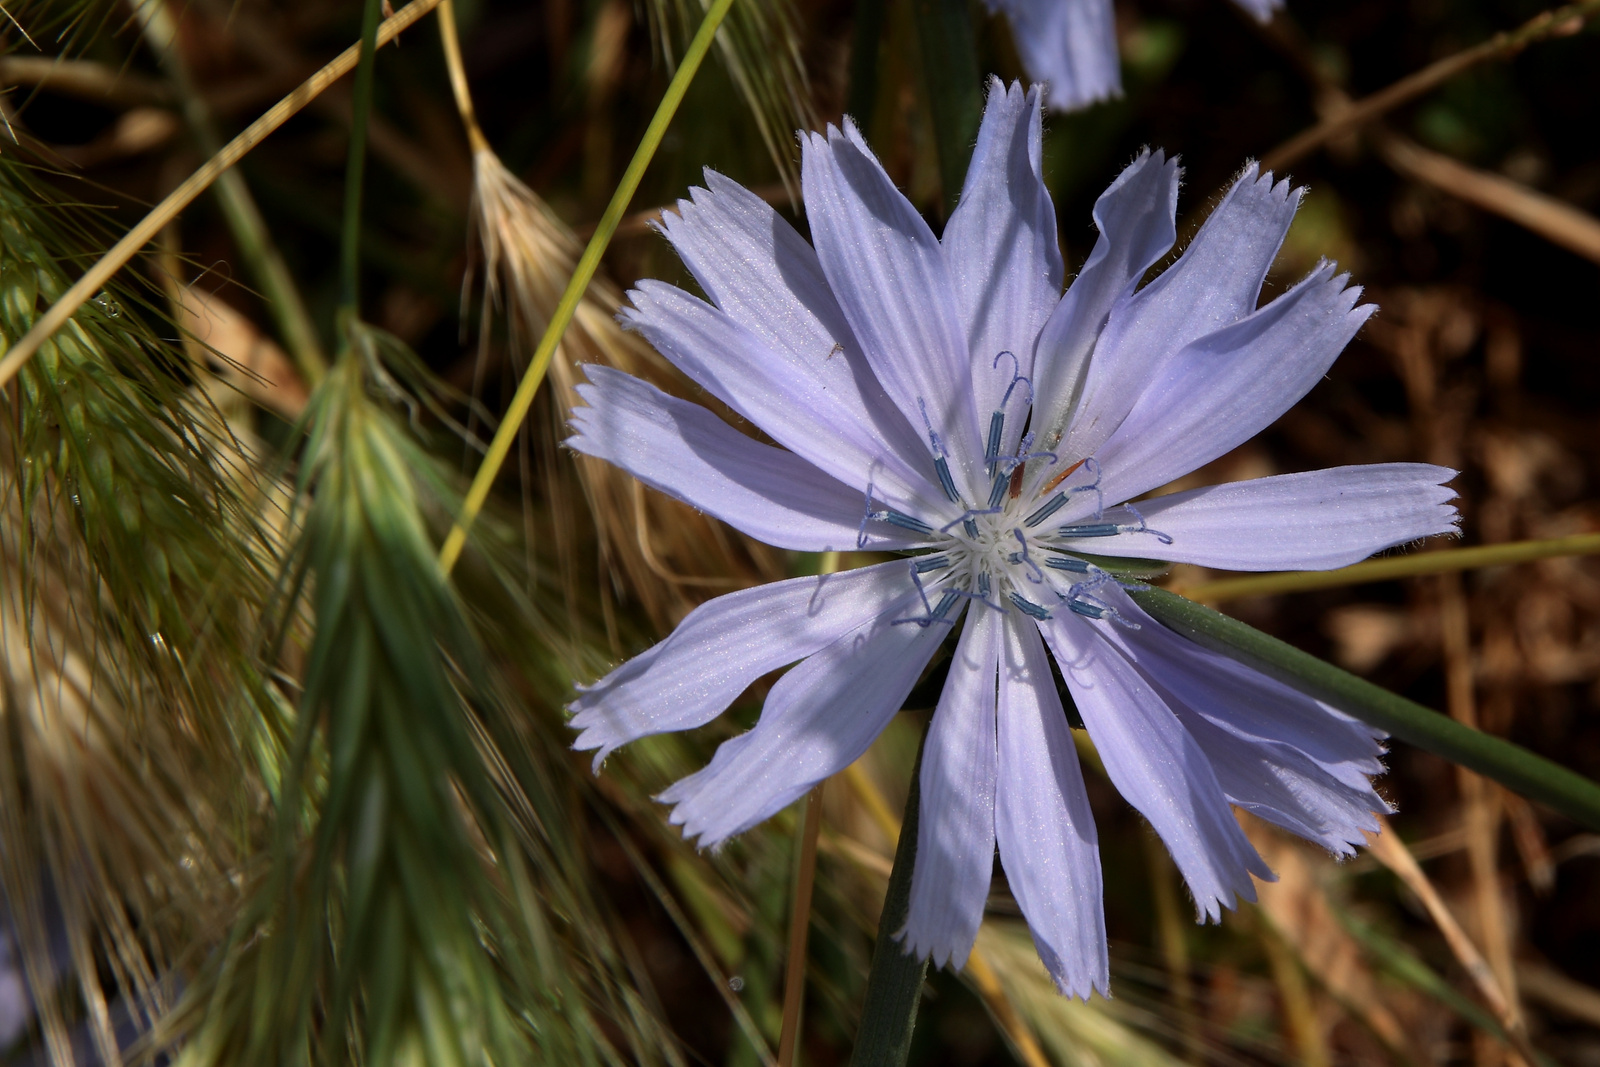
[0,0,1598,1064]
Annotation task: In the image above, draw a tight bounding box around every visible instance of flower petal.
[1058,165,1303,464]
[901,608,1001,970]
[802,121,986,498]
[1030,150,1180,458]
[1041,611,1273,919]
[569,366,919,552]
[1096,587,1387,788]
[570,561,919,766]
[1094,589,1391,853]
[1056,463,1460,569]
[1087,263,1375,509]
[622,281,944,517]
[943,80,1062,456]
[660,589,955,847]
[657,171,929,466]
[990,0,1121,112]
[1175,708,1387,855]
[995,615,1108,998]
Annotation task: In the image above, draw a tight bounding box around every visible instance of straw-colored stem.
[1261,0,1600,172]
[131,0,327,384]
[338,0,386,322]
[1364,816,1538,1067]
[436,0,739,575]
[437,0,489,153]
[1177,533,1600,603]
[0,0,442,391]
[778,784,824,1067]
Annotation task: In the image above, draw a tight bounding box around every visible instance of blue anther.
[1045,555,1091,574]
[1058,522,1119,538]
[913,555,952,574]
[987,470,1011,509]
[977,572,991,598]
[933,455,961,504]
[1068,599,1107,620]
[1009,592,1053,620]
[881,510,935,534]
[893,587,963,628]
[985,411,1005,476]
[963,518,980,538]
[1025,492,1070,528]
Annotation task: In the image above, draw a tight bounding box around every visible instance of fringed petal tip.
[1035,941,1111,1001]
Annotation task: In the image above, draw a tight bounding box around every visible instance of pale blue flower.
[990,0,1283,111]
[567,80,1457,996]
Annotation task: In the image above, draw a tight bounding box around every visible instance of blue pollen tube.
[933,456,960,503]
[1008,592,1053,620]
[1024,492,1069,528]
[1068,599,1107,619]
[987,469,1011,509]
[881,510,935,534]
[1044,555,1091,573]
[1058,522,1120,538]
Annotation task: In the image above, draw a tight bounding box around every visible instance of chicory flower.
[567,80,1457,996]
[990,0,1283,111]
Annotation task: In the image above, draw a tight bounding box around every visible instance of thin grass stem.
[339,0,386,323]
[132,0,328,383]
[1260,0,1600,172]
[437,0,489,153]
[1177,533,1600,603]
[0,0,442,391]
[437,0,740,575]
[778,784,824,1067]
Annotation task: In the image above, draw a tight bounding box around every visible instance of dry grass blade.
[1364,816,1540,1066]
[1376,131,1600,265]
[465,145,779,626]
[0,0,443,390]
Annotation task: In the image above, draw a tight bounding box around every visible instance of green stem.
[132,0,327,384]
[911,0,983,218]
[437,0,739,574]
[848,740,927,1067]
[1129,587,1600,831]
[339,0,386,326]
[1183,533,1600,603]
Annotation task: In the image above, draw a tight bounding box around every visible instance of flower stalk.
[848,742,928,1067]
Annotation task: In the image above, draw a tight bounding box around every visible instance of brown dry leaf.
[174,286,309,421]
